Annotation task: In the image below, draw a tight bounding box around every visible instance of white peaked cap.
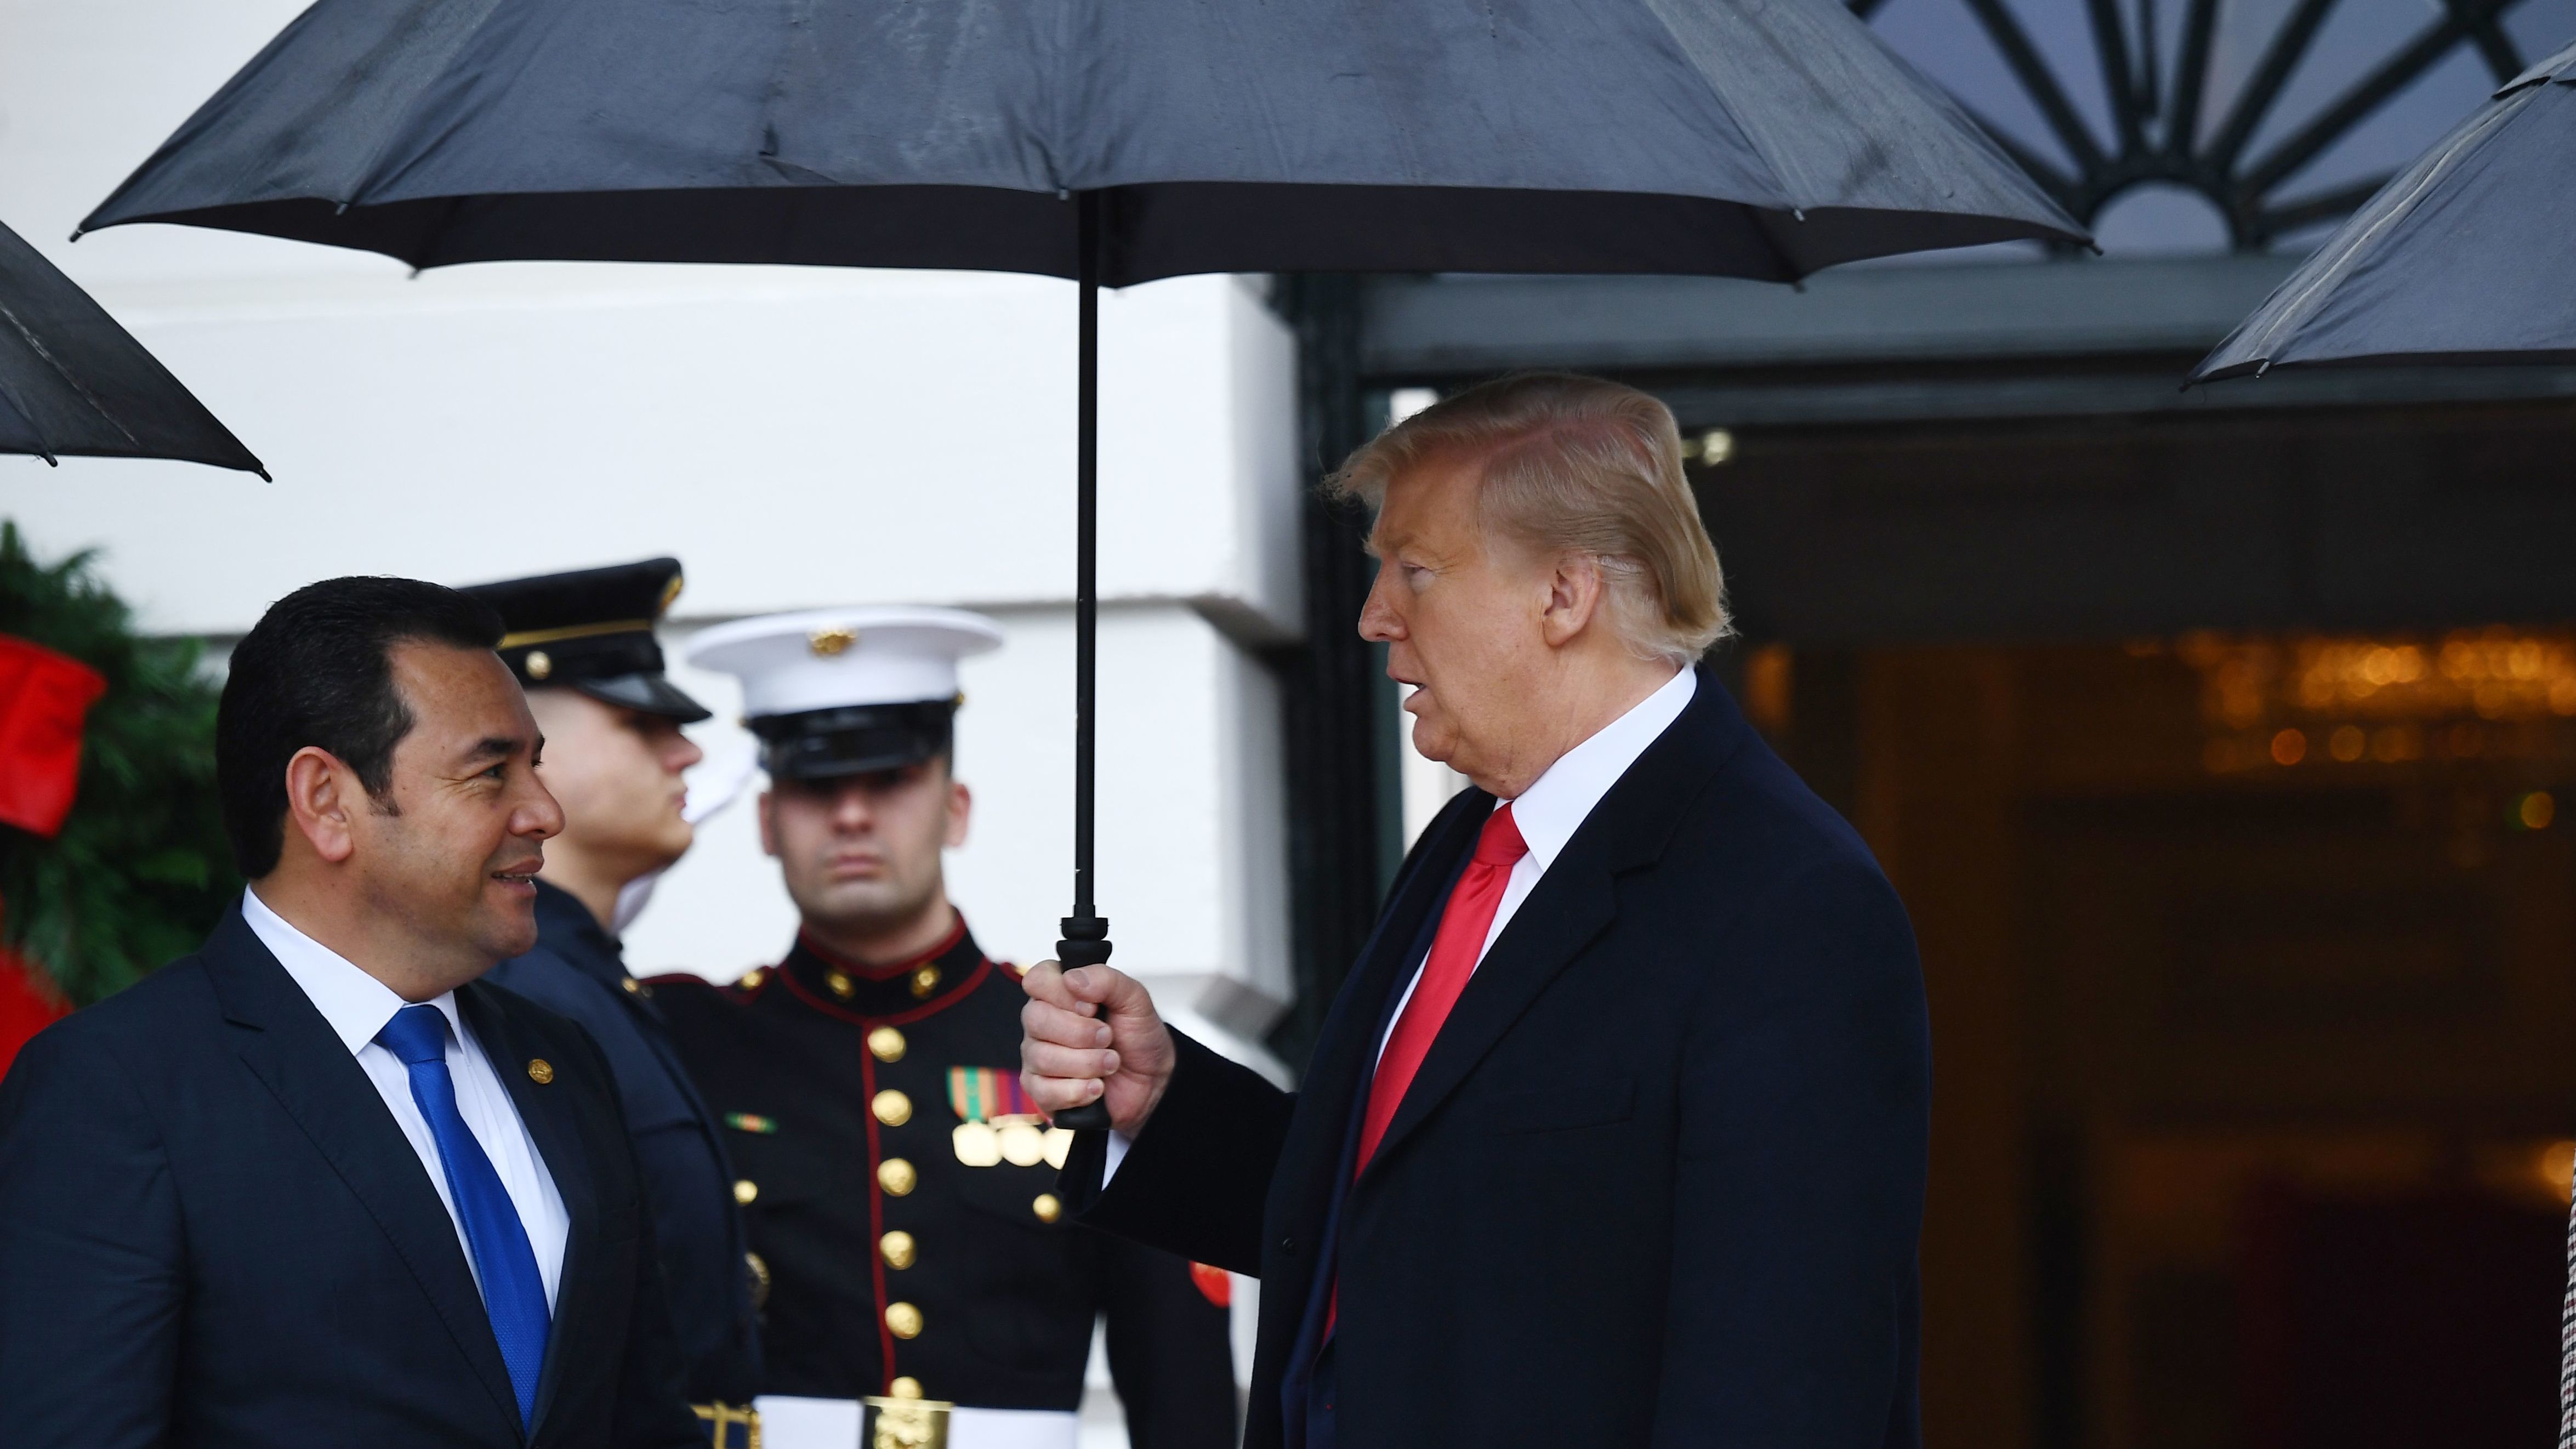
[685,606,1005,720]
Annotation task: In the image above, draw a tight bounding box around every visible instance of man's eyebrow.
[460,735,526,764]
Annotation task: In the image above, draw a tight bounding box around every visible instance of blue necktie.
[376,1003,551,1428]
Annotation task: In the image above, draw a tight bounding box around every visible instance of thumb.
[1064,965,1153,1022]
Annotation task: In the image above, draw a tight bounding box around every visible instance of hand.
[1020,961,1174,1137]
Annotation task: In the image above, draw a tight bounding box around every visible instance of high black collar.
[771,914,992,1021]
[529,878,627,987]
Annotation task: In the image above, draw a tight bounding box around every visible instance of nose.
[1356,569,1403,644]
[670,731,704,773]
[829,781,875,831]
[520,773,566,841]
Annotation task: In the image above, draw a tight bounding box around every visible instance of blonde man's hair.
[1327,373,1730,666]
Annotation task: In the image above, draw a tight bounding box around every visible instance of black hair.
[217,577,505,878]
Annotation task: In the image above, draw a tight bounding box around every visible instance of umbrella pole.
[1054,189,1114,1131]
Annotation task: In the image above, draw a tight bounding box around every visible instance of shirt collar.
[1500,666,1697,870]
[241,887,464,1056]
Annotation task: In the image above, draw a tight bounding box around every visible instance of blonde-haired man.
[1024,373,1932,1449]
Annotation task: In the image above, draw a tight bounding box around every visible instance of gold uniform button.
[733,1179,758,1205]
[526,1059,554,1084]
[908,965,940,998]
[878,1158,918,1196]
[885,1302,923,1339]
[873,1089,913,1127]
[740,968,767,990]
[619,977,640,994]
[825,969,855,999]
[1032,1193,1063,1224]
[889,1377,924,1400]
[524,649,553,680]
[880,1230,917,1270]
[867,1026,907,1062]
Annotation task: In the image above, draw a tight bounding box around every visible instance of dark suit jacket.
[0,903,705,1449]
[1066,672,1932,1449]
[488,881,763,1403]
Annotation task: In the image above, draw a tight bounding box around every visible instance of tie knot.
[374,1003,451,1067]
[1474,803,1529,867]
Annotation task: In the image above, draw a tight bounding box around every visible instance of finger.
[1019,959,1084,1013]
[1023,1071,1103,1115]
[1021,997,1113,1049]
[1022,1040,1119,1082]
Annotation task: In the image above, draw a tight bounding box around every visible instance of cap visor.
[577,673,714,723]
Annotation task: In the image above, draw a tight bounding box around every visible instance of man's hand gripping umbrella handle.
[1050,915,1115,1130]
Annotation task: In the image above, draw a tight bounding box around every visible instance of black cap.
[458,557,712,723]
[749,699,957,782]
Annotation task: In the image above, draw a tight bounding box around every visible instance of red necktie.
[1328,803,1528,1337]
[1356,802,1529,1173]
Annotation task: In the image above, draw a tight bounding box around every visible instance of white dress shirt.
[242,887,570,1309]
[1105,666,1698,1179]
[1375,664,1697,1058]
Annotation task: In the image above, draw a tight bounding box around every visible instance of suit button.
[733,1179,758,1204]
[825,969,856,999]
[881,1231,917,1269]
[878,1158,918,1196]
[889,1377,924,1400]
[867,1026,907,1062]
[873,1090,913,1127]
[1032,1194,1062,1223]
[885,1302,923,1339]
[909,965,941,998]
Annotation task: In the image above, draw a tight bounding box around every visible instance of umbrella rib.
[2251,172,2393,240]
[2234,95,2521,360]
[0,299,142,456]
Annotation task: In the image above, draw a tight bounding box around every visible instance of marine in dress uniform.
[649,607,1238,1449]
[463,559,766,1444]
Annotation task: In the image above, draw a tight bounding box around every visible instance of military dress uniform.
[463,559,764,1442]
[653,925,1236,1448]
[659,606,1238,1449]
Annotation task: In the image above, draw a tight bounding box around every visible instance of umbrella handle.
[1050,913,1115,1131]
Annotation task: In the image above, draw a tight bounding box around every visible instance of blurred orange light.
[2270,729,2306,766]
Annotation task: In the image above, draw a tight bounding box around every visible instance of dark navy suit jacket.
[488,882,762,1403]
[1066,672,1932,1449]
[0,904,705,1449]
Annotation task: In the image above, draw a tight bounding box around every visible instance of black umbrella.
[2192,38,2576,382]
[1,217,264,477]
[79,0,2082,1120]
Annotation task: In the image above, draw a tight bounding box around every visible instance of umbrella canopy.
[0,218,265,476]
[79,0,2081,278]
[2193,38,2576,383]
[78,0,2084,1123]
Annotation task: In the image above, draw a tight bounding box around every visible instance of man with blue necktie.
[0,576,703,1449]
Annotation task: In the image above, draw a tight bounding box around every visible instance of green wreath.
[0,522,236,1007]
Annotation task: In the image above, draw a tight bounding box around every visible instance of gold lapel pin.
[527,1059,555,1084]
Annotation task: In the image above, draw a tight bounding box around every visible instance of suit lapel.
[203,908,525,1440]
[459,983,599,1441]
[1271,790,1488,1215]
[1362,672,1747,1174]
